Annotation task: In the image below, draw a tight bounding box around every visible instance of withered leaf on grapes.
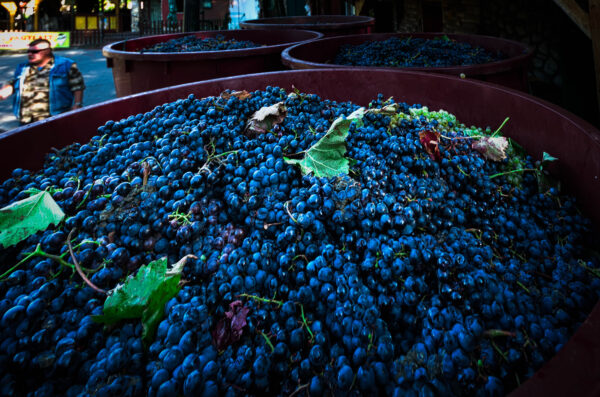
[220,90,252,101]
[472,136,509,162]
[366,103,400,116]
[212,300,250,351]
[419,129,442,161]
[245,102,287,136]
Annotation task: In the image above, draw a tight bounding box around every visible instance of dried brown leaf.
[220,90,252,101]
[472,136,509,162]
[211,300,250,351]
[245,102,287,136]
[419,129,442,161]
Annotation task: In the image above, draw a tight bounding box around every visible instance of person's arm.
[72,89,83,109]
[67,62,85,109]
[0,83,14,101]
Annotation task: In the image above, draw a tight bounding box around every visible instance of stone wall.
[397,0,423,32]
[394,0,598,125]
[442,0,480,34]
[480,0,563,88]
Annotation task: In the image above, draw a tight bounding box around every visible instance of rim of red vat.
[281,32,533,77]
[239,15,375,31]
[102,29,324,62]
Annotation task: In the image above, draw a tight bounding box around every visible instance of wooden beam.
[553,0,591,38]
[116,0,120,32]
[590,0,600,119]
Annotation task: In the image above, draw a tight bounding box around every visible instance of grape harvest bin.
[239,15,374,37]
[102,29,322,97]
[281,33,533,91]
[0,69,599,396]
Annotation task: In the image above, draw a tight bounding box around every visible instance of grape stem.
[258,330,274,353]
[67,229,107,294]
[490,340,508,362]
[579,260,600,279]
[484,329,516,338]
[298,303,314,341]
[0,242,97,281]
[75,185,93,210]
[199,145,239,175]
[238,293,283,307]
[456,165,470,177]
[292,254,308,262]
[488,168,538,179]
[491,117,510,137]
[97,133,108,147]
[284,201,298,223]
[141,156,163,172]
[263,222,283,230]
[516,280,531,294]
[142,161,151,187]
[289,383,309,397]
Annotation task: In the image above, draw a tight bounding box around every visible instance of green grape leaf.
[542,152,558,164]
[472,136,509,162]
[22,187,43,196]
[537,152,560,193]
[0,191,65,249]
[92,255,192,345]
[285,108,364,178]
[245,102,287,136]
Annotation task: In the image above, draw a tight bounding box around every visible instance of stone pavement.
[0,48,116,132]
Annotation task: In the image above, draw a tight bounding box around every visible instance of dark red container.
[102,29,322,97]
[0,69,599,395]
[282,33,533,91]
[239,15,374,37]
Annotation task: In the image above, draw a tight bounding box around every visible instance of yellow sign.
[0,31,70,50]
[1,2,17,28]
[0,2,17,13]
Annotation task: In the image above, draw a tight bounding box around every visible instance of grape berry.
[333,36,506,68]
[141,34,260,53]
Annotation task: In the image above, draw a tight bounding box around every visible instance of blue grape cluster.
[0,86,598,396]
[141,34,260,53]
[333,36,506,67]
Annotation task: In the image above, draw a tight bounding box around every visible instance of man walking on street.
[0,38,85,125]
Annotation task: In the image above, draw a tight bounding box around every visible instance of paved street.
[0,48,116,132]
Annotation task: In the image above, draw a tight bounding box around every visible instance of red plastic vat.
[0,69,598,395]
[239,15,375,37]
[282,33,533,91]
[102,29,322,97]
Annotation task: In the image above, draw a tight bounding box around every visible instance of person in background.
[0,38,85,125]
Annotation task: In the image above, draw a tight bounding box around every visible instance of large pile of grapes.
[333,36,506,68]
[0,87,599,397]
[141,34,260,53]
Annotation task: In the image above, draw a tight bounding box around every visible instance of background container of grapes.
[102,29,323,97]
[281,32,533,92]
[239,15,375,37]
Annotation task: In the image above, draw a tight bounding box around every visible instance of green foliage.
[285,108,364,178]
[92,256,189,345]
[0,191,65,249]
